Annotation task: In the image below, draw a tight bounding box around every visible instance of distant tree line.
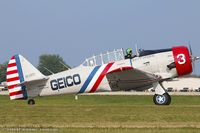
[0,54,70,83]
[37,54,71,75]
[0,62,7,83]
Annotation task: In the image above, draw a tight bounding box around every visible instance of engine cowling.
[172,46,193,76]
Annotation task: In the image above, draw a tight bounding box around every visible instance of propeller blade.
[189,43,193,56]
[188,43,196,74]
[195,56,200,60]
[188,43,200,75]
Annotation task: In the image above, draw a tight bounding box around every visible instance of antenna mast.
[135,43,139,56]
[43,67,54,75]
[59,61,71,70]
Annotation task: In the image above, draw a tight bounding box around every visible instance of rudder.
[6,54,45,100]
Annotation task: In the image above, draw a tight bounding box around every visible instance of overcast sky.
[0,0,200,74]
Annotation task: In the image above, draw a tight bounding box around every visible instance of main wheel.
[28,99,35,105]
[153,93,171,105]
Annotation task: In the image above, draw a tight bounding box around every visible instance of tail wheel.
[28,99,35,105]
[153,93,171,105]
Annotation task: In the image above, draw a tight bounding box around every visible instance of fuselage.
[27,46,192,97]
[5,45,196,106]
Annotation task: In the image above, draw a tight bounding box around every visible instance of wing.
[106,68,160,91]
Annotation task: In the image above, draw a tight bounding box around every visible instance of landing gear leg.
[28,99,35,105]
[153,82,171,105]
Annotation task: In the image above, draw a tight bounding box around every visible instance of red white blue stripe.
[79,62,114,93]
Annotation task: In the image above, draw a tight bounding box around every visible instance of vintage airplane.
[6,46,199,105]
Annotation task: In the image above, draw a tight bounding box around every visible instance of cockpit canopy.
[81,48,172,67]
[82,49,125,67]
[138,48,172,57]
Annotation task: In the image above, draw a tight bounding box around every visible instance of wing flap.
[106,68,160,91]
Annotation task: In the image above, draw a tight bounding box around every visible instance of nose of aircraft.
[172,46,193,76]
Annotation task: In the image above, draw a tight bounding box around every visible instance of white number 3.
[177,54,186,65]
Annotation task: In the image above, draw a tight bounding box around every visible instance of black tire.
[165,93,171,105]
[28,99,35,105]
[153,93,171,105]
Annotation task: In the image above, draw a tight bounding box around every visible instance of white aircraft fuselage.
[6,46,197,105]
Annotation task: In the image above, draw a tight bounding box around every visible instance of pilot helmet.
[126,48,133,55]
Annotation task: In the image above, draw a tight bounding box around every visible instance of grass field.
[0,95,200,133]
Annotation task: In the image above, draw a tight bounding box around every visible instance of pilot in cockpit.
[125,48,137,59]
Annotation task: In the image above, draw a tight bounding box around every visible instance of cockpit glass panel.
[139,48,172,57]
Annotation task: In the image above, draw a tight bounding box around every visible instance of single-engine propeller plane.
[6,45,199,105]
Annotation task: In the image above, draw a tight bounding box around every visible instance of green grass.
[0,95,200,133]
